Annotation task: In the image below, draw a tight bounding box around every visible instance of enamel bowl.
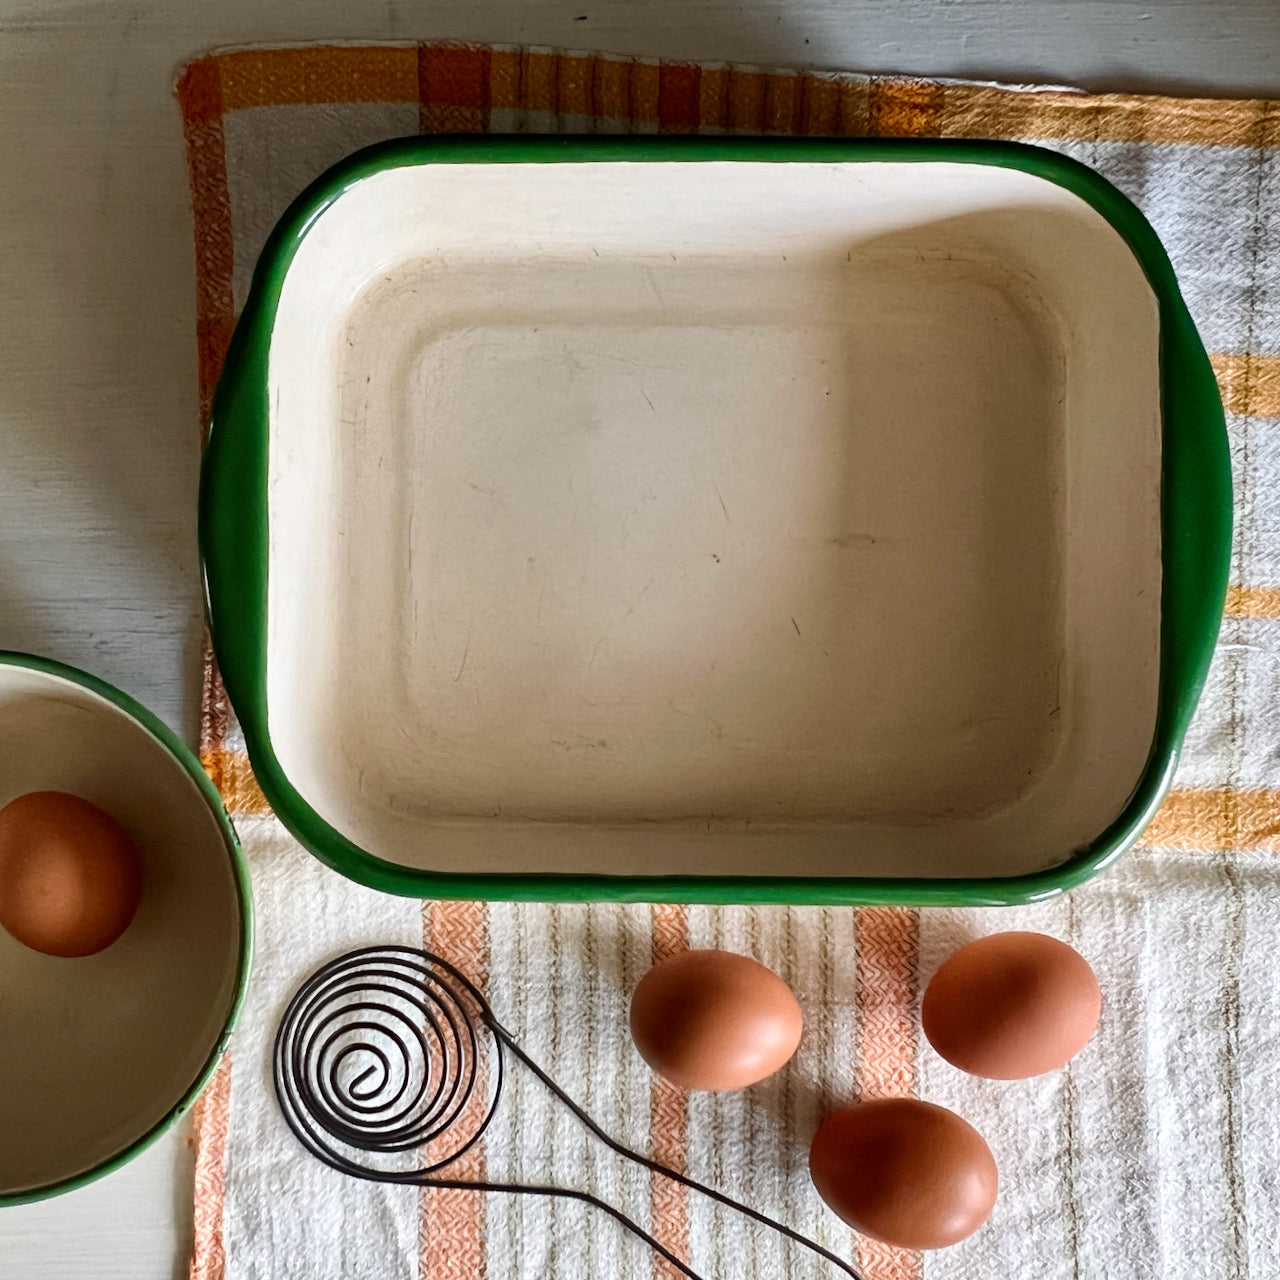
[202,135,1229,906]
[0,653,250,1203]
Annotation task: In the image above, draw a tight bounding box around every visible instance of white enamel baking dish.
[201,136,1229,905]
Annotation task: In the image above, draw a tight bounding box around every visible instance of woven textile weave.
[178,43,1279,1280]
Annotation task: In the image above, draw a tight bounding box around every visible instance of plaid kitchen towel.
[178,43,1280,1280]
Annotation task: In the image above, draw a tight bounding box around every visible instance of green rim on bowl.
[0,650,253,1206]
[200,134,1231,907]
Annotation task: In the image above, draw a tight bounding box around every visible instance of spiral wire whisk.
[274,945,861,1279]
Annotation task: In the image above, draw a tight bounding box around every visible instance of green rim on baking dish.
[0,650,253,1206]
[200,134,1230,907]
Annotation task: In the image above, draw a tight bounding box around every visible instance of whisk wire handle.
[495,1028,862,1278]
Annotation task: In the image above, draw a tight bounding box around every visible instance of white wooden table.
[0,1,1276,1275]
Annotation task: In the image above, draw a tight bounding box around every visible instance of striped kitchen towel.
[178,43,1279,1280]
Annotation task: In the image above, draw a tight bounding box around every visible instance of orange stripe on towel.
[188,1055,233,1280]
[868,77,944,138]
[1224,585,1280,619]
[218,45,418,109]
[200,749,272,817]
[649,903,691,1279]
[658,64,701,134]
[175,57,235,423]
[419,44,491,133]
[939,83,1280,148]
[420,900,490,1279]
[1211,351,1280,418]
[1142,787,1280,852]
[855,907,923,1280]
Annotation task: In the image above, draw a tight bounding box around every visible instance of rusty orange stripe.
[421,900,489,1279]
[557,54,595,118]
[697,66,729,130]
[201,749,273,816]
[725,68,767,132]
[940,83,1280,147]
[593,55,632,122]
[1143,787,1280,852]
[1224,585,1280,618]
[419,44,490,134]
[764,73,802,134]
[488,47,523,112]
[869,77,944,138]
[855,907,919,1101]
[522,50,557,116]
[854,907,922,1280]
[175,56,234,424]
[835,77,872,136]
[630,60,661,125]
[797,74,840,136]
[649,903,691,1280]
[218,45,417,109]
[1211,352,1280,418]
[193,44,1280,155]
[790,73,870,137]
[189,1054,233,1280]
[658,63,701,134]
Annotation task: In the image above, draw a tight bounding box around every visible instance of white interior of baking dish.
[0,665,243,1194]
[266,160,1161,880]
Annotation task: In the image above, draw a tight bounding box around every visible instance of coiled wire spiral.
[274,945,861,1280]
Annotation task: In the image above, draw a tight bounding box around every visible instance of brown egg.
[0,791,142,957]
[809,1099,998,1250]
[629,949,803,1091]
[922,931,1101,1080]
